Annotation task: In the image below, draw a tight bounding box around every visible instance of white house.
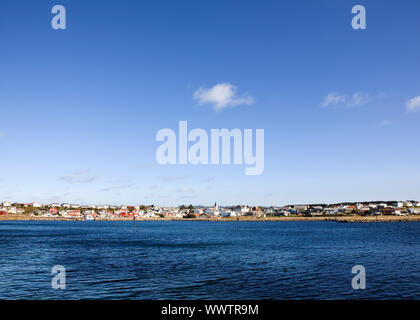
[205,208,220,217]
[294,205,308,211]
[221,210,234,217]
[264,208,274,215]
[232,206,250,215]
[8,207,17,214]
[403,201,413,207]
[394,202,404,208]
[2,202,11,207]
[32,202,42,208]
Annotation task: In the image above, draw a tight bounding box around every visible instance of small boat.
[85,215,95,221]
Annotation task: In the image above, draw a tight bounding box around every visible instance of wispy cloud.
[193,82,254,111]
[157,175,187,182]
[176,186,194,193]
[321,92,370,108]
[101,183,134,192]
[406,96,420,112]
[321,93,346,107]
[59,170,97,184]
[348,93,370,106]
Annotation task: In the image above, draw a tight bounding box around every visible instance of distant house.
[232,206,250,215]
[115,209,127,217]
[294,205,308,211]
[8,207,17,214]
[221,210,233,217]
[359,207,371,214]
[65,210,81,217]
[324,208,338,215]
[409,208,420,214]
[394,202,404,208]
[2,202,11,207]
[50,203,60,207]
[279,210,290,216]
[32,202,42,208]
[49,208,58,215]
[342,205,356,212]
[62,203,71,208]
[264,208,274,215]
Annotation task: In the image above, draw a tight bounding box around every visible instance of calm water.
[0,220,418,299]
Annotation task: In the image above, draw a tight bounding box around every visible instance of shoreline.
[1,215,420,223]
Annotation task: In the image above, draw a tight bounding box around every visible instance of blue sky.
[0,0,419,206]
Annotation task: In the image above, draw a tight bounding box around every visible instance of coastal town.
[1,200,420,221]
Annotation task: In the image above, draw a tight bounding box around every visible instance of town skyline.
[1,198,419,208]
[2,199,420,220]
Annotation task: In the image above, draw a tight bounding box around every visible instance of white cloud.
[193,82,254,111]
[176,187,194,193]
[59,170,96,183]
[348,93,370,106]
[321,93,346,107]
[321,92,370,107]
[406,96,420,112]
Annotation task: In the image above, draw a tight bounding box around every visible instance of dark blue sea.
[0,220,418,299]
